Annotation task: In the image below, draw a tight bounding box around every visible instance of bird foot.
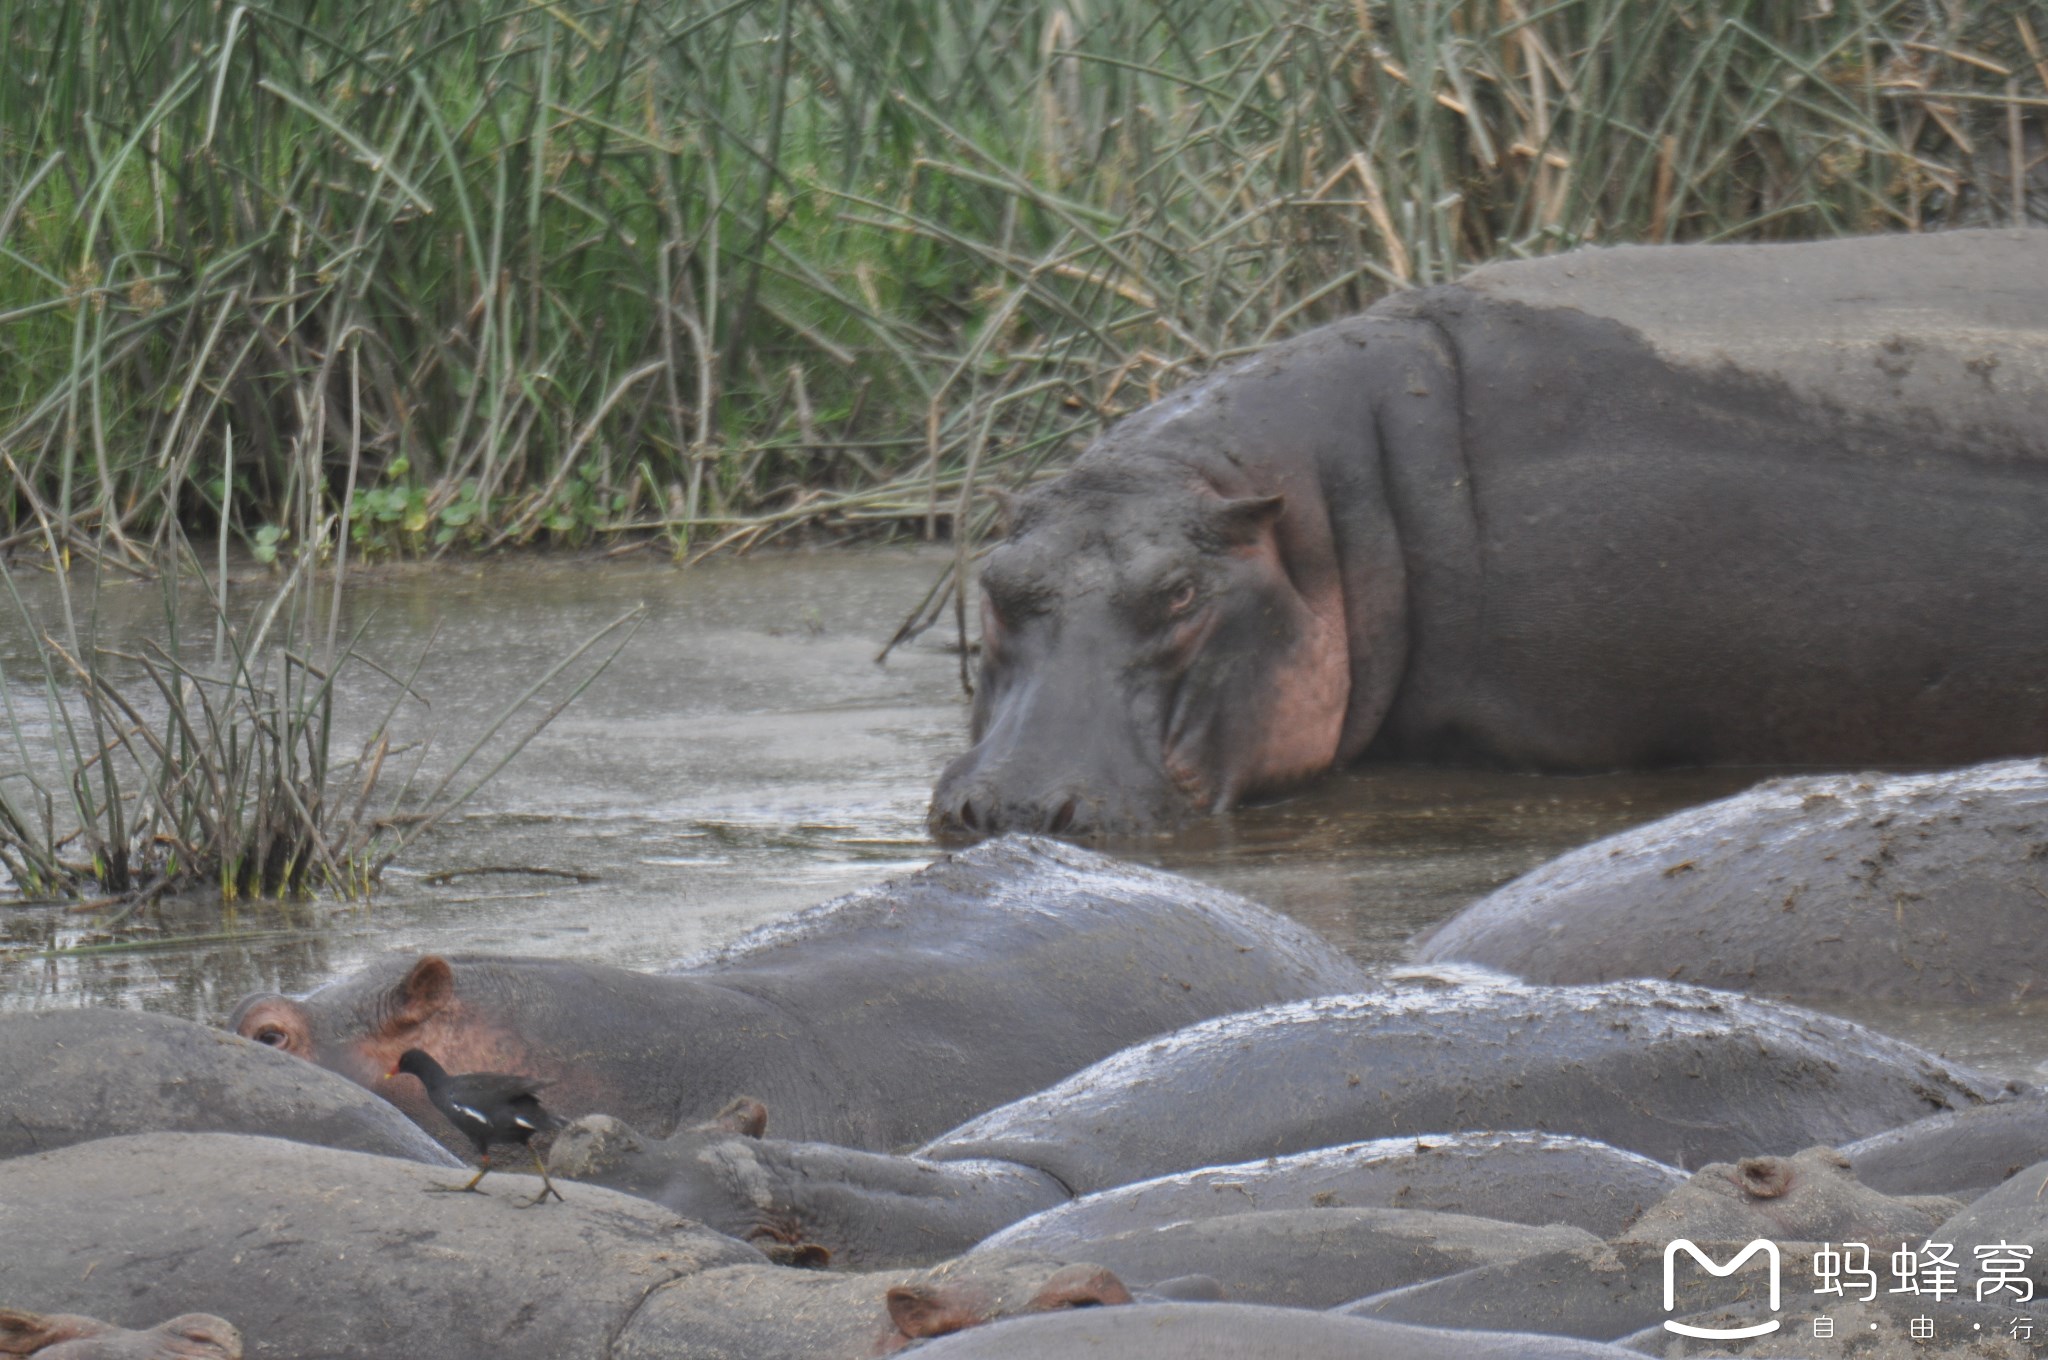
[425,1183,488,1195]
[513,1185,566,1208]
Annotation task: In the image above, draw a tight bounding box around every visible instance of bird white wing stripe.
[452,1102,488,1125]
[512,1114,539,1131]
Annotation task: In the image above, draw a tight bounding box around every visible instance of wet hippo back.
[0,1008,457,1166]
[233,837,1370,1151]
[1413,759,2048,1005]
[0,1133,762,1360]
[897,1301,1651,1358]
[921,980,2006,1192]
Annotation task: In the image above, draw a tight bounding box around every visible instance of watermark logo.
[1664,1238,1782,1339]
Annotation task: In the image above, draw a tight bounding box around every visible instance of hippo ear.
[708,1096,769,1139]
[1029,1264,1134,1311]
[884,1284,984,1340]
[0,1310,88,1354]
[390,956,456,1028]
[1208,493,1286,545]
[161,1315,242,1358]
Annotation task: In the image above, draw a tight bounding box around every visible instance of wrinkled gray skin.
[922,980,2007,1194]
[932,229,2048,839]
[0,1134,1131,1360]
[1924,1155,2048,1293]
[980,1132,1686,1255]
[549,1110,1069,1269]
[893,1303,1650,1359]
[229,837,1367,1154]
[1614,1146,1959,1248]
[0,1311,240,1360]
[552,981,2001,1268]
[976,1206,1600,1310]
[613,1253,1132,1360]
[1415,760,2048,1005]
[1840,1092,2048,1198]
[0,1007,456,1166]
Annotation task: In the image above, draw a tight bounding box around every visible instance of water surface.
[2,552,2035,1083]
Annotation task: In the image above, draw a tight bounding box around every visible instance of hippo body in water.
[929,229,2048,838]
[0,1134,1132,1360]
[0,1007,456,1167]
[229,837,1368,1153]
[883,1303,1652,1359]
[550,979,2005,1267]
[0,1311,241,1360]
[1414,759,2048,1005]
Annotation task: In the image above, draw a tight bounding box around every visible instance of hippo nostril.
[1047,798,1078,836]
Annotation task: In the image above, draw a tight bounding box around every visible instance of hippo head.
[875,1254,1133,1354]
[0,1310,242,1359]
[929,461,1352,841]
[228,955,540,1134]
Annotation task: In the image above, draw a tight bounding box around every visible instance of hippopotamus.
[1350,1148,1974,1342]
[978,1132,1686,1256]
[1413,759,2048,1005]
[975,1206,1600,1310]
[0,1312,240,1360]
[546,979,2004,1267]
[0,1007,456,1166]
[229,837,1368,1153]
[1840,1091,2048,1198]
[928,229,2048,839]
[882,1302,1653,1359]
[1611,1146,1960,1248]
[0,1133,1131,1360]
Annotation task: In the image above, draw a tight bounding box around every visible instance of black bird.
[387,1048,566,1206]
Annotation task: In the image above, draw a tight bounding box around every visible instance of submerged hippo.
[0,1311,241,1360]
[0,1134,1129,1360]
[977,1131,1687,1255]
[1414,759,2048,1004]
[550,979,2005,1266]
[889,1302,1652,1359]
[229,837,1367,1152]
[1351,1147,1976,1341]
[929,229,2048,838]
[1840,1092,2048,1198]
[0,1007,456,1166]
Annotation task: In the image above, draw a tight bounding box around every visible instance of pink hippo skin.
[0,1312,240,1360]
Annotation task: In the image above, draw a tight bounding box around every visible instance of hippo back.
[671,835,1372,1145]
[0,1008,458,1166]
[920,979,2007,1193]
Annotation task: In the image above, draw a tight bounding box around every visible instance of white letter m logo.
[1663,1238,1782,1339]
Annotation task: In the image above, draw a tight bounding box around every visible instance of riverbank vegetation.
[2,0,2043,906]
[4,0,2042,566]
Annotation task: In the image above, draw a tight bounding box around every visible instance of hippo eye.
[253,1025,289,1047]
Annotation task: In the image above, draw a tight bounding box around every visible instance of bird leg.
[513,1146,566,1208]
[426,1152,492,1195]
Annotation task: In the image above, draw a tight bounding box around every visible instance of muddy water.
[2,552,2039,1083]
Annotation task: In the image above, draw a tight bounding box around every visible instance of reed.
[1,0,2038,563]
[0,523,642,903]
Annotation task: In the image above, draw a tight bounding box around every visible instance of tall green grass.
[1,0,2041,563]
